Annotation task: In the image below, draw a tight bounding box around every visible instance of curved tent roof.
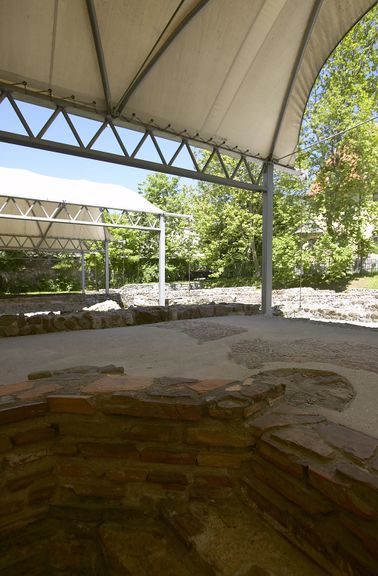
[0,167,162,252]
[0,0,375,167]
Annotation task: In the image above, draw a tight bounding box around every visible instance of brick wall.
[0,367,376,575]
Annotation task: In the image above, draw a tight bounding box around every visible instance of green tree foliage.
[193,180,262,281]
[0,251,80,293]
[298,4,378,282]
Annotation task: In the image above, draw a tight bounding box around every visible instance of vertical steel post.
[262,162,274,315]
[105,239,110,295]
[158,214,166,306]
[81,251,86,293]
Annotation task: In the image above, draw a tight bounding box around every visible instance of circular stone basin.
[0,365,286,575]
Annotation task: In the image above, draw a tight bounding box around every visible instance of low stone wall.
[0,302,260,338]
[0,292,122,315]
[0,366,376,574]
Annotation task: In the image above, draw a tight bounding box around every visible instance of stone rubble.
[1,284,376,328]
[0,302,261,339]
[83,299,121,312]
[119,284,378,327]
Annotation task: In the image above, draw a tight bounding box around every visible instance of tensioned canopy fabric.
[0,167,162,252]
[0,0,375,167]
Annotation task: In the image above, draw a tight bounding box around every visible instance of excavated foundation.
[0,365,377,575]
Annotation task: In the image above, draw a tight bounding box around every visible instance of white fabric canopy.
[0,0,375,167]
[0,167,162,214]
[0,167,162,251]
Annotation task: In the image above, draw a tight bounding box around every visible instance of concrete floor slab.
[0,315,377,437]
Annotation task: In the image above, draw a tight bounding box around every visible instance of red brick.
[270,427,335,460]
[11,425,57,446]
[53,441,78,456]
[63,479,124,499]
[341,514,378,560]
[29,483,56,504]
[317,422,377,462]
[258,437,305,479]
[78,442,139,460]
[370,452,378,473]
[158,376,198,387]
[105,395,202,421]
[249,413,325,436]
[48,395,96,415]
[208,399,248,420]
[197,452,247,469]
[185,426,253,448]
[194,474,234,489]
[308,466,375,519]
[250,459,334,515]
[0,434,11,453]
[0,500,24,518]
[0,381,33,396]
[82,375,154,393]
[105,469,148,483]
[187,379,236,394]
[240,383,271,401]
[0,402,48,425]
[122,423,180,443]
[17,383,61,400]
[140,449,196,465]
[7,467,53,492]
[58,462,92,477]
[336,461,378,492]
[147,470,188,487]
[0,503,48,531]
[243,402,265,418]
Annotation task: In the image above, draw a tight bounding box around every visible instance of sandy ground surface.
[0,315,377,438]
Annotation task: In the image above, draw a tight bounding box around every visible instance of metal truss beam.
[0,87,266,192]
[0,213,160,233]
[0,196,161,233]
[0,234,96,253]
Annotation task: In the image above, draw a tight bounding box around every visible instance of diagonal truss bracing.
[0,87,266,192]
[0,195,161,233]
[0,234,98,253]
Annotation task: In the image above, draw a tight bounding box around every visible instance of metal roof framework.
[0,0,375,313]
[0,168,175,303]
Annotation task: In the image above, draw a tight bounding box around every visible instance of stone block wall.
[0,292,122,315]
[0,302,260,338]
[0,366,377,575]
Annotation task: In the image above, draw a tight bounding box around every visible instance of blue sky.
[0,98,194,192]
[0,141,152,192]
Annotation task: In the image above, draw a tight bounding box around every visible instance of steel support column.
[158,214,166,306]
[105,239,110,295]
[262,162,274,315]
[81,251,86,293]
